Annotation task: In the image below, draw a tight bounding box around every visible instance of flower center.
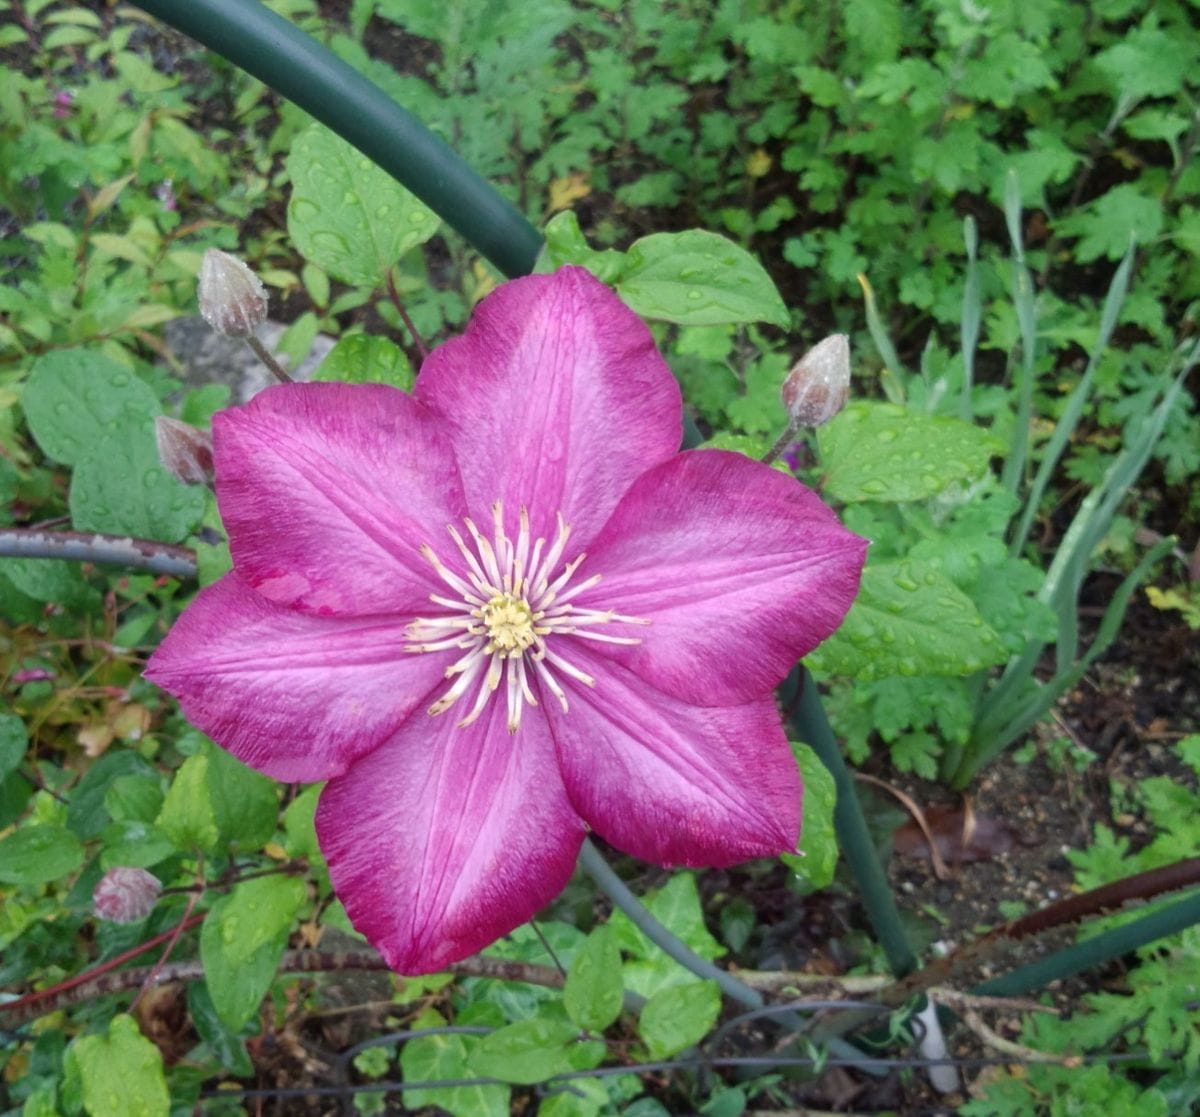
[406,502,646,734]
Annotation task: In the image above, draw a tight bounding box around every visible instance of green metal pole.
[132,0,543,278]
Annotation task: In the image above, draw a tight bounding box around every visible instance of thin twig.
[386,269,429,362]
[0,528,197,578]
[855,771,952,881]
[246,334,293,383]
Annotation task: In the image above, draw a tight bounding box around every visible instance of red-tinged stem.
[1,911,206,1020]
[129,862,205,1015]
[386,270,429,363]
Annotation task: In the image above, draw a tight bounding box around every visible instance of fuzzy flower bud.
[93,867,162,924]
[198,248,267,338]
[155,416,214,486]
[781,334,851,429]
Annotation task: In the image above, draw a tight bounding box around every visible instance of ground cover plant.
[1,1,1198,1114]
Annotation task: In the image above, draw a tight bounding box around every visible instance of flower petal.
[577,449,867,705]
[414,267,682,548]
[546,644,800,866]
[214,382,466,616]
[316,702,585,974]
[145,574,449,782]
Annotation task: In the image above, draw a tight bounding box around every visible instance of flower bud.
[155,416,214,485]
[198,248,267,338]
[93,867,162,924]
[781,334,851,429]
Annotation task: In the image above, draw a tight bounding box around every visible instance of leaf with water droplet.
[65,1014,168,1117]
[818,401,1004,504]
[287,123,439,287]
[807,559,1007,681]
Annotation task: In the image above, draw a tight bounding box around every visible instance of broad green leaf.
[468,1017,581,1084]
[282,784,322,862]
[0,824,83,885]
[156,754,219,852]
[782,744,838,889]
[0,557,100,610]
[818,401,1001,503]
[564,924,624,1032]
[187,981,253,1076]
[0,714,27,779]
[70,431,205,542]
[608,873,724,999]
[203,742,278,851]
[287,123,439,287]
[401,1008,510,1117]
[66,1014,168,1117]
[638,980,720,1058]
[200,875,306,1030]
[104,774,164,824]
[538,1078,610,1117]
[22,349,159,465]
[315,333,413,390]
[536,210,626,283]
[807,560,1008,681]
[67,750,157,838]
[616,230,788,328]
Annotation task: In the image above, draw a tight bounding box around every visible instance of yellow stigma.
[481,593,538,656]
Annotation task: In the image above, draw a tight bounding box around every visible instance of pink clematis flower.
[147,266,866,974]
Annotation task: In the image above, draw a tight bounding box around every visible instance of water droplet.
[686,289,703,301]
[876,429,897,443]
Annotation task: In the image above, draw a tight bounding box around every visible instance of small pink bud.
[781,334,851,429]
[155,416,214,485]
[93,867,162,924]
[198,248,267,338]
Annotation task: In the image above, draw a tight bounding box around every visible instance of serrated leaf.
[287,123,439,287]
[22,349,159,465]
[617,230,789,328]
[564,925,624,1032]
[536,210,626,283]
[807,560,1008,681]
[0,824,83,885]
[314,333,412,390]
[156,754,218,852]
[782,743,838,888]
[818,401,1001,503]
[200,875,306,1030]
[469,1017,581,1084]
[401,1009,510,1117]
[67,1014,168,1117]
[638,980,720,1058]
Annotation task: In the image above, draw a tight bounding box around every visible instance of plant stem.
[578,839,762,1010]
[787,667,917,978]
[131,0,542,278]
[246,334,293,383]
[386,270,429,363]
[0,528,197,578]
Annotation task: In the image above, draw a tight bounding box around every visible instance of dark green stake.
[132,0,544,278]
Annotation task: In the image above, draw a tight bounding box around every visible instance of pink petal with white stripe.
[414,267,681,549]
[576,450,867,706]
[145,574,449,782]
[316,702,585,974]
[546,644,800,867]
[214,382,467,617]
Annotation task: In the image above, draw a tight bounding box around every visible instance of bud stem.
[386,268,429,362]
[246,335,293,384]
[760,418,801,466]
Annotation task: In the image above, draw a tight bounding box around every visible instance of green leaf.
[155,754,219,852]
[203,742,278,851]
[22,349,159,465]
[401,1009,510,1117]
[287,123,439,287]
[469,1017,581,1084]
[536,210,626,283]
[616,230,789,328]
[0,714,27,779]
[200,874,306,1030]
[65,1014,168,1117]
[538,1078,610,1117]
[564,924,624,1032]
[818,401,1001,503]
[0,824,84,885]
[808,560,1008,681]
[67,750,157,838]
[282,784,322,862]
[315,333,413,390]
[638,980,720,1058]
[782,743,838,889]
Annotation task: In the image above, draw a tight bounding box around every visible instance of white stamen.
[406,502,647,731]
